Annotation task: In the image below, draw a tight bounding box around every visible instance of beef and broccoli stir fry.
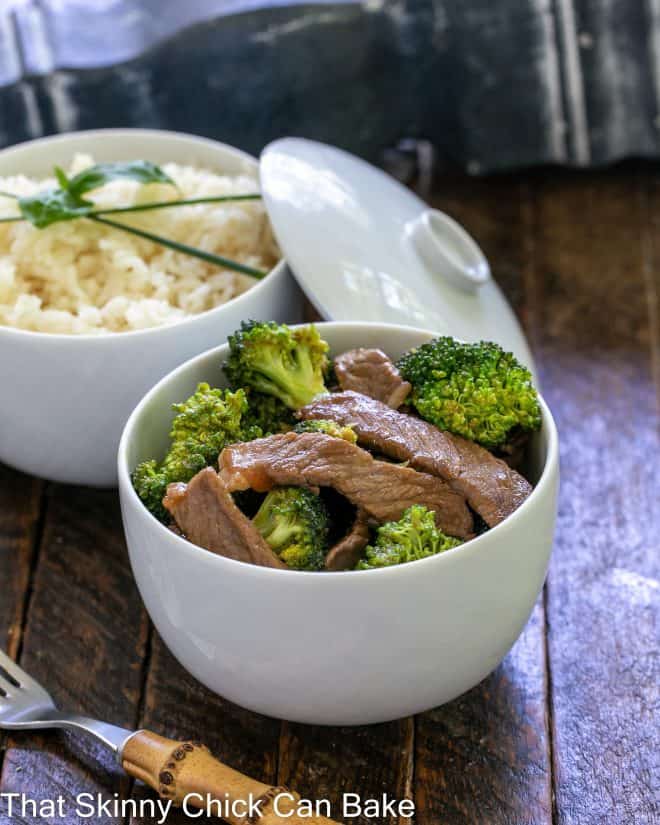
[133,322,542,571]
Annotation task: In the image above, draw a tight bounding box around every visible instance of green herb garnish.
[19,161,177,228]
[92,193,260,216]
[0,162,268,278]
[91,215,266,278]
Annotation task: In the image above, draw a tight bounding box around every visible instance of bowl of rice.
[0,129,301,486]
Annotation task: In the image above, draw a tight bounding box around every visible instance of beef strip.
[219,432,473,539]
[163,467,286,569]
[325,509,371,571]
[495,428,531,470]
[299,391,533,527]
[334,348,411,408]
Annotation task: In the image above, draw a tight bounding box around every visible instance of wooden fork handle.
[122,730,342,824]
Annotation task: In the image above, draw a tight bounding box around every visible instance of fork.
[0,649,341,824]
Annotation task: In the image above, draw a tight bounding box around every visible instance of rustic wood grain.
[415,600,551,825]
[130,633,281,825]
[0,466,42,658]
[642,170,660,413]
[532,170,660,825]
[278,718,414,825]
[429,173,529,316]
[412,175,553,825]
[0,486,149,825]
[0,466,43,769]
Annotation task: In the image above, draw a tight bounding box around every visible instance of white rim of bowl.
[118,321,559,580]
[0,128,284,343]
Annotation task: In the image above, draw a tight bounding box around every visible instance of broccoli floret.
[132,383,256,521]
[324,361,339,390]
[243,390,295,436]
[253,486,329,570]
[294,419,357,443]
[224,321,329,410]
[397,337,541,448]
[356,505,462,570]
[132,459,169,522]
[163,383,258,479]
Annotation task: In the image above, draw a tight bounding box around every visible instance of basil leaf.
[17,161,176,228]
[18,188,93,228]
[54,166,71,190]
[66,161,176,199]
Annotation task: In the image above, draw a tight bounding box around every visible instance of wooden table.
[0,167,658,825]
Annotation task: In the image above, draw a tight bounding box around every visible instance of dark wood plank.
[415,600,551,825]
[130,633,281,825]
[413,175,553,825]
[642,170,660,413]
[429,173,529,316]
[0,485,149,825]
[0,465,43,769]
[278,718,414,825]
[0,465,43,657]
[532,170,660,825]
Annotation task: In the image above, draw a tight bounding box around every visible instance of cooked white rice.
[0,154,279,334]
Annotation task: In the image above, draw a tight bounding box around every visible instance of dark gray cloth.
[1,0,656,171]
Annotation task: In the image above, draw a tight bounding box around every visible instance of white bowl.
[0,129,302,486]
[118,322,559,725]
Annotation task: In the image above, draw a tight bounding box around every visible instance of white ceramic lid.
[260,138,535,371]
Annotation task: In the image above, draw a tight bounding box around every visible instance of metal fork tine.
[0,649,50,697]
[0,648,130,755]
[0,648,27,685]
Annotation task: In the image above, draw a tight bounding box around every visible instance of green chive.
[90,215,268,279]
[0,193,262,224]
[92,193,261,216]
[0,188,268,277]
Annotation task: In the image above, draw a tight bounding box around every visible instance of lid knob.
[407,209,491,292]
